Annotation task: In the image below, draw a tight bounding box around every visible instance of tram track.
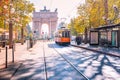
[52,44,89,80]
[43,42,48,80]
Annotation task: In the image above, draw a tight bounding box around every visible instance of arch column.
[38,22,42,38]
[51,21,57,38]
[48,19,52,38]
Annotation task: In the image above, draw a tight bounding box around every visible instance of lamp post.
[9,1,15,48]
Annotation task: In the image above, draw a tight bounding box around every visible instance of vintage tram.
[54,28,70,45]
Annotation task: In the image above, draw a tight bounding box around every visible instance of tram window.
[62,31,65,37]
[65,31,68,37]
[68,31,70,37]
[62,32,64,37]
[62,31,70,37]
[62,31,67,37]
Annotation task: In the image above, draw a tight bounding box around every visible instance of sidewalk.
[71,41,120,58]
[0,42,27,68]
[0,41,30,80]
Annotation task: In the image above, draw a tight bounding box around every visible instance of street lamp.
[9,1,15,48]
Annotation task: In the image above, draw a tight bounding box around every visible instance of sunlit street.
[0,0,120,80]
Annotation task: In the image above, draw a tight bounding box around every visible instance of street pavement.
[11,41,86,80]
[0,40,120,80]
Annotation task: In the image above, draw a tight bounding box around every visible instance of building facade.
[32,6,58,39]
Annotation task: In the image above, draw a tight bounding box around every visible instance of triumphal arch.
[32,6,58,39]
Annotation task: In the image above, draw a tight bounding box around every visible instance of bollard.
[5,46,8,68]
[27,40,30,49]
[12,45,14,63]
[14,42,15,51]
[27,40,28,50]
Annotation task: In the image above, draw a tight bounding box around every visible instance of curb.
[71,44,120,58]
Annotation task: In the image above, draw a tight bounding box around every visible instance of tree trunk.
[21,27,24,45]
[9,21,13,48]
[84,28,88,44]
[104,0,108,25]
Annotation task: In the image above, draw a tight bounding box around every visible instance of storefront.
[90,23,120,48]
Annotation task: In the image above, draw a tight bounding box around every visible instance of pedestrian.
[75,36,81,45]
[29,37,33,48]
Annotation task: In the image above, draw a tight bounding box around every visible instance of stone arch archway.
[32,6,58,39]
[41,24,49,34]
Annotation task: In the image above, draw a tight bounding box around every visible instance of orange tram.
[54,28,71,45]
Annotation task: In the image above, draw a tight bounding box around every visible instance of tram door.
[112,31,118,47]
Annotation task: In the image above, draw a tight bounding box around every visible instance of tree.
[12,0,34,44]
[69,0,120,36]
[68,0,120,43]
[68,19,77,35]
[0,0,34,47]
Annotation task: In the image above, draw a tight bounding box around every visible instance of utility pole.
[103,0,108,25]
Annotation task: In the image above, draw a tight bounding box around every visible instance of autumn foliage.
[0,0,34,33]
[68,0,120,35]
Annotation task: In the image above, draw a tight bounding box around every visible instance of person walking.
[75,36,81,45]
[30,37,33,48]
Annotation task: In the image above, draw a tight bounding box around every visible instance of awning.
[91,23,120,30]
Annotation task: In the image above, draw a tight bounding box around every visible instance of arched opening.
[41,24,49,39]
